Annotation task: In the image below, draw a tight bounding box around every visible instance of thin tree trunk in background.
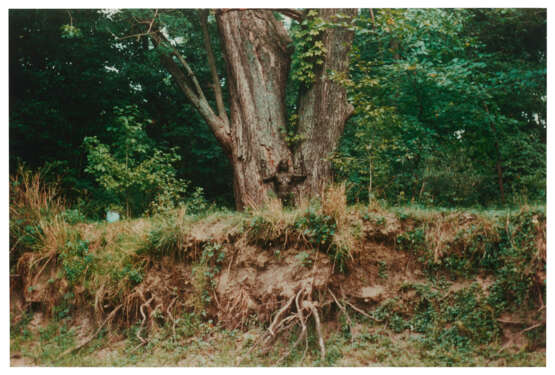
[495,156,505,203]
[484,103,505,204]
[368,154,373,200]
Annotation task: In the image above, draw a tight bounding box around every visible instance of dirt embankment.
[10,206,546,361]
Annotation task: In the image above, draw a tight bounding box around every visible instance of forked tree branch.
[150,30,232,152]
[200,9,229,125]
[155,31,208,103]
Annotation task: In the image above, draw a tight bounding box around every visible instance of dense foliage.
[334,9,546,207]
[83,105,188,216]
[10,9,232,216]
[10,9,546,215]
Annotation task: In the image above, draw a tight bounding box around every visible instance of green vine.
[279,113,305,149]
[290,9,328,87]
[283,10,329,149]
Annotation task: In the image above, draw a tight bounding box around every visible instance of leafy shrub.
[186,187,210,215]
[60,209,87,225]
[294,210,337,249]
[60,235,95,284]
[84,105,189,217]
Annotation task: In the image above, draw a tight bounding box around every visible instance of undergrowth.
[10,175,546,366]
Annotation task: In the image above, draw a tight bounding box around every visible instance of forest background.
[7,6,547,217]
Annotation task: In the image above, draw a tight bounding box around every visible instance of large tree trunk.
[216,9,294,209]
[155,9,356,209]
[216,9,356,208]
[295,9,357,197]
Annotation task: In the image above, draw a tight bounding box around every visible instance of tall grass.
[10,166,66,265]
[10,166,65,223]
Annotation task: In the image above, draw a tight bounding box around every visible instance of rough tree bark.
[216,9,294,210]
[294,9,357,197]
[150,8,356,209]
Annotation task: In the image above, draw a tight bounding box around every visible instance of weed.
[295,251,313,267]
[191,243,226,316]
[362,212,386,226]
[138,224,181,259]
[396,227,427,260]
[10,166,65,268]
[11,311,33,340]
[60,208,87,225]
[187,187,210,215]
[53,292,75,321]
[60,235,95,285]
[378,261,388,279]
[112,263,144,286]
[246,215,278,247]
[295,210,337,249]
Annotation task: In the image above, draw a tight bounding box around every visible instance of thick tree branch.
[154,31,208,103]
[200,9,229,125]
[150,31,232,152]
[369,9,375,30]
[150,32,198,102]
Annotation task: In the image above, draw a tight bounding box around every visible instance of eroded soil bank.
[10,203,546,366]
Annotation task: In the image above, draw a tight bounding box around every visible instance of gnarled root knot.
[238,285,327,365]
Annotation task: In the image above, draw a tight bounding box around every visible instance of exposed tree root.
[166,297,178,340]
[30,252,56,286]
[519,321,545,335]
[221,288,252,330]
[268,294,295,336]
[328,288,353,342]
[342,299,377,321]
[135,296,154,349]
[274,287,310,365]
[306,301,325,361]
[10,206,545,366]
[237,286,331,365]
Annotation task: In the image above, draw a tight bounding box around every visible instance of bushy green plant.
[294,210,337,249]
[186,187,210,215]
[60,235,95,284]
[60,209,87,225]
[84,105,189,217]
